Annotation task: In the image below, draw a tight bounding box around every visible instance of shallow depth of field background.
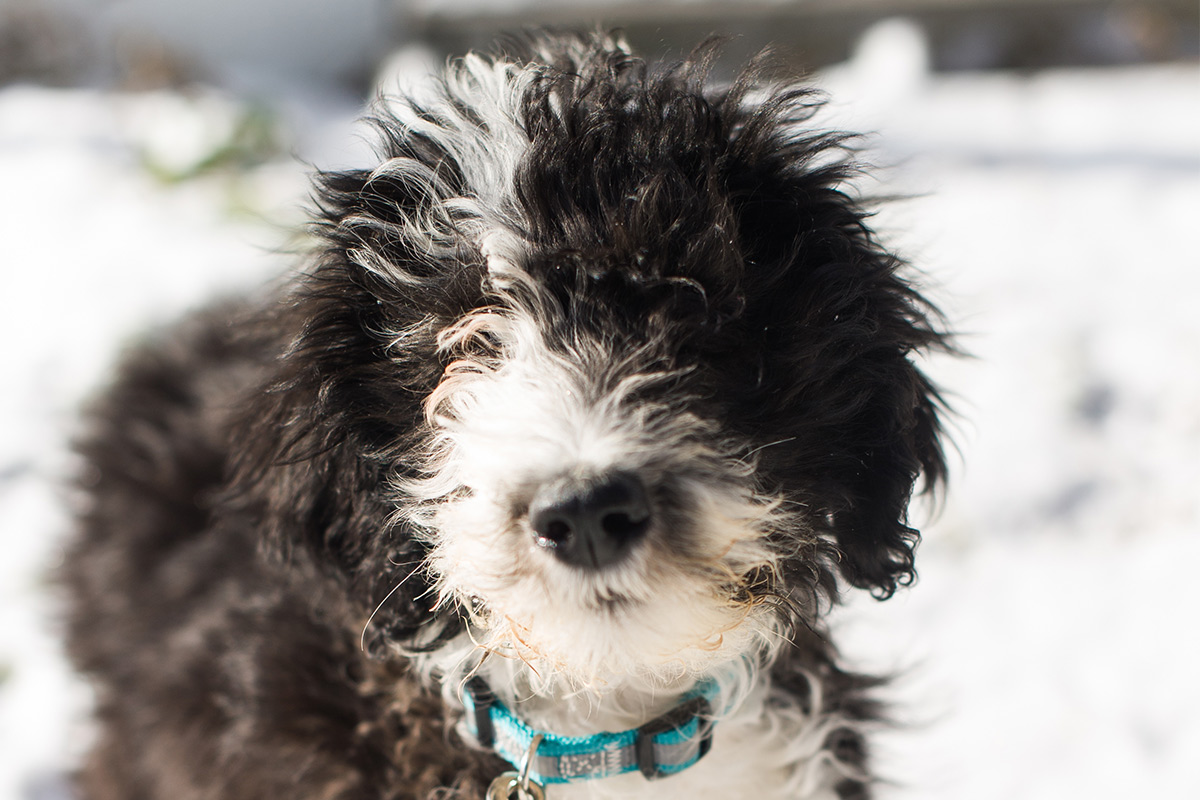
[1,1,1197,799]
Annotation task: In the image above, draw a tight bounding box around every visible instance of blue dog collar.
[462,678,717,783]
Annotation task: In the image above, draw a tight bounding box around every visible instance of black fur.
[63,31,951,800]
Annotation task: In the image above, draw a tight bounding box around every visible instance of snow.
[1,22,1198,800]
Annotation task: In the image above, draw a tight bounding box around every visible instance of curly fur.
[62,31,951,800]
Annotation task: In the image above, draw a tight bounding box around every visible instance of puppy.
[63,31,950,800]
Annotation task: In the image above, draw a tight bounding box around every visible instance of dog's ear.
[221,287,450,653]
[227,102,499,650]
[821,351,949,599]
[723,87,952,600]
[222,155,479,652]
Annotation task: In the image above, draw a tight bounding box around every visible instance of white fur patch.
[356,54,542,283]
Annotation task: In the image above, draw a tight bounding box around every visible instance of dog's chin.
[439,569,776,687]
[422,478,784,684]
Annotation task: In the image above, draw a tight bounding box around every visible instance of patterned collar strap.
[462,678,716,784]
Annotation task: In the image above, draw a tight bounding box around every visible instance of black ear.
[222,287,451,654]
[222,102,494,650]
[742,253,951,600]
[223,154,479,652]
[743,237,951,599]
[722,83,952,600]
[826,353,949,598]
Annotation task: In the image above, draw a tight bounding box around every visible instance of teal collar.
[462,677,717,784]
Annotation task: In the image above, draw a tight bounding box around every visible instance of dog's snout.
[529,471,651,570]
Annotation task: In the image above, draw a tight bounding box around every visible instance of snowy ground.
[1,26,1198,800]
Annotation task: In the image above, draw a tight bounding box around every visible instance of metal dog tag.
[486,771,546,800]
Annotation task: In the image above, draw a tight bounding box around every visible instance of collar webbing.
[462,678,716,784]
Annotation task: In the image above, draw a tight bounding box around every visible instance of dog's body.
[63,32,950,800]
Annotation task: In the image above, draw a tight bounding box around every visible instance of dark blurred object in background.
[416,0,1199,76]
[0,0,397,93]
[1,0,1196,95]
[0,1,92,86]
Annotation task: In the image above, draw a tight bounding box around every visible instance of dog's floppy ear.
[223,154,480,652]
[823,350,949,599]
[222,287,449,653]
[722,84,952,600]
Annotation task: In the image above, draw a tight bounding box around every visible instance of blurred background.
[1,1,1197,799]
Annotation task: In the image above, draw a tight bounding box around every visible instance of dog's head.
[233,32,950,685]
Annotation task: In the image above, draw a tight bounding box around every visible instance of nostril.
[601,511,648,540]
[534,516,572,548]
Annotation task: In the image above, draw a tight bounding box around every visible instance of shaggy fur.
[63,31,951,800]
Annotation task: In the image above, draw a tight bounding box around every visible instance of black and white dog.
[64,31,951,800]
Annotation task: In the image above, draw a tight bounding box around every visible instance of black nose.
[529,471,651,570]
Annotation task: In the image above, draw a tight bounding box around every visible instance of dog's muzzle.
[529,470,651,570]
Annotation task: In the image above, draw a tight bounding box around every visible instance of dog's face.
[238,34,948,686]
[416,236,787,680]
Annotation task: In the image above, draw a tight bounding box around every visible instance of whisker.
[359,561,426,652]
[739,437,797,463]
